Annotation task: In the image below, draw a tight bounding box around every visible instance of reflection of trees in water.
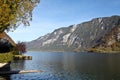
[11,60,25,70]
[0,60,25,80]
[0,75,11,80]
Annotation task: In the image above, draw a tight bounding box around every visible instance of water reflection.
[9,52,120,80]
[0,75,11,80]
[0,60,25,80]
[11,60,25,70]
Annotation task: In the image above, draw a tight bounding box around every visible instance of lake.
[1,51,120,80]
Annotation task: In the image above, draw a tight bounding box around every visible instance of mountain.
[26,15,120,52]
[89,25,120,53]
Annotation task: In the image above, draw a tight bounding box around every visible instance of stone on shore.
[0,63,11,71]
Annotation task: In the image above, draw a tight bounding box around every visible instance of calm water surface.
[1,51,120,80]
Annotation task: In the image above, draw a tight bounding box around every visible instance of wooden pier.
[13,55,32,60]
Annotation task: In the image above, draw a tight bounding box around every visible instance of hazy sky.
[8,0,120,42]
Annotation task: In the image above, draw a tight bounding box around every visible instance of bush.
[0,52,13,63]
[16,41,26,55]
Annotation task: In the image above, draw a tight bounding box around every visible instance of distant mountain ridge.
[26,15,120,52]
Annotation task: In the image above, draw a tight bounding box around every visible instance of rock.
[0,63,11,71]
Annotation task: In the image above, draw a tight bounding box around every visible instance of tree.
[0,0,40,32]
[17,41,26,54]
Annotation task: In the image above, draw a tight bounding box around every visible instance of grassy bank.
[0,52,14,63]
[88,48,120,53]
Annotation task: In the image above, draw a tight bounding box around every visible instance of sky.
[8,0,120,42]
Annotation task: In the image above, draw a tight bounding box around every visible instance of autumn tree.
[17,41,26,54]
[0,0,40,32]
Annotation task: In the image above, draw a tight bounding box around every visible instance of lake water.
[1,51,120,80]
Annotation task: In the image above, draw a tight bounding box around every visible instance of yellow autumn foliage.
[0,0,40,32]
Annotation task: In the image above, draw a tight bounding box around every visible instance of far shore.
[27,50,120,54]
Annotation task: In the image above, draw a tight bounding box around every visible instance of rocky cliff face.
[26,15,120,52]
[90,25,120,52]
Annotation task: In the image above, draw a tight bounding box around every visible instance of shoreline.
[87,49,120,54]
[0,63,11,71]
[27,50,120,54]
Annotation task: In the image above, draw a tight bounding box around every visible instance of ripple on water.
[9,52,120,80]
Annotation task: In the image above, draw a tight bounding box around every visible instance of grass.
[0,52,14,63]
